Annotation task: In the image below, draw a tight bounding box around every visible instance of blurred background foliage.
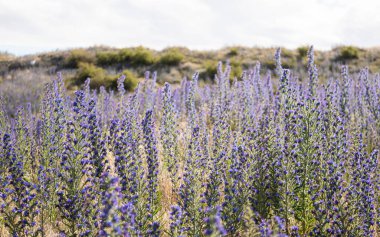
[1,45,380,92]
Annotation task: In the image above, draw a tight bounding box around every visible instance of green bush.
[74,63,110,88]
[96,47,156,67]
[297,46,309,59]
[282,58,296,69]
[118,48,133,62]
[159,48,184,66]
[336,46,360,61]
[229,60,243,79]
[129,47,156,66]
[90,76,115,89]
[281,48,295,58]
[227,47,239,57]
[96,49,134,66]
[122,70,138,91]
[116,47,156,66]
[110,70,139,91]
[72,63,139,90]
[202,60,218,80]
[96,51,121,66]
[65,49,95,68]
[262,60,276,70]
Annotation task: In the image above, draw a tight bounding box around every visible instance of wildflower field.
[0,47,379,236]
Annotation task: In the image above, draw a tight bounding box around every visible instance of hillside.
[1,45,380,87]
[1,45,380,116]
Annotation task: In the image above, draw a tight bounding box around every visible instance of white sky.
[1,0,379,55]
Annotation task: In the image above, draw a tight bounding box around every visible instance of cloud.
[0,0,379,55]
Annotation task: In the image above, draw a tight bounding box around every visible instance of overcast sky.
[1,0,379,55]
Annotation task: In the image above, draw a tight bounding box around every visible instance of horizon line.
[3,43,380,57]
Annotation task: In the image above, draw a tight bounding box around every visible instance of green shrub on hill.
[335,46,360,61]
[73,63,139,91]
[129,46,157,66]
[227,47,239,57]
[202,60,218,80]
[109,69,139,91]
[96,51,121,66]
[230,60,243,79]
[65,49,95,68]
[159,48,185,66]
[262,59,276,70]
[297,46,309,59]
[74,62,109,88]
[96,47,156,67]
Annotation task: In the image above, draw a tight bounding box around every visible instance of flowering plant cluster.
[0,47,379,236]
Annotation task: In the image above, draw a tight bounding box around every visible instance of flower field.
[0,47,379,236]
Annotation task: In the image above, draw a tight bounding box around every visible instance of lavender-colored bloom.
[0,133,39,236]
[169,205,184,237]
[117,74,126,96]
[98,172,129,237]
[86,98,107,179]
[345,134,378,236]
[178,126,206,236]
[222,143,248,235]
[275,47,283,76]
[186,73,198,129]
[340,65,350,119]
[307,46,318,97]
[142,109,161,233]
[204,206,227,236]
[258,219,273,237]
[160,82,180,193]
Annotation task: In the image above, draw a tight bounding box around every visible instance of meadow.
[0,46,379,236]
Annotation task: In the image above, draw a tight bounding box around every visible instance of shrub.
[73,63,138,90]
[230,60,243,79]
[74,62,109,88]
[96,47,156,67]
[121,70,139,91]
[202,60,218,80]
[96,51,121,66]
[129,46,157,66]
[90,75,115,89]
[159,48,185,66]
[118,48,134,62]
[282,58,296,69]
[297,46,309,59]
[109,70,139,91]
[281,48,294,58]
[65,49,95,68]
[227,47,239,57]
[335,46,360,61]
[262,60,276,70]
